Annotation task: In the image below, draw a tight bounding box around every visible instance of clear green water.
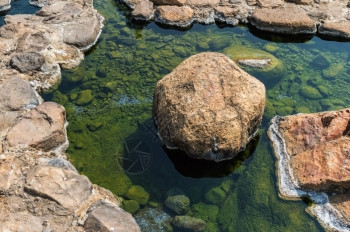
[40,0,350,231]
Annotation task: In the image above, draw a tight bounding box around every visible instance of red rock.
[6,102,66,151]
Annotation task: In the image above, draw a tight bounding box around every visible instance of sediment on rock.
[268,108,350,232]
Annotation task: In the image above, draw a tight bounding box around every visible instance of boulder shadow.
[164,134,260,178]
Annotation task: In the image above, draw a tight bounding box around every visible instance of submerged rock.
[172,215,207,232]
[134,207,172,232]
[125,185,150,206]
[153,52,265,161]
[223,45,281,72]
[164,188,190,214]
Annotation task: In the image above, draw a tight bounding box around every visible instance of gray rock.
[10,52,46,73]
[25,166,92,210]
[48,158,78,172]
[172,215,207,232]
[134,207,172,232]
[131,0,155,21]
[85,201,141,232]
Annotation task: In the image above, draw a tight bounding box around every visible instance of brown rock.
[84,201,141,232]
[0,156,24,191]
[153,52,265,161]
[151,0,185,5]
[214,6,239,25]
[6,102,66,151]
[25,166,92,210]
[250,7,317,35]
[155,5,194,27]
[0,213,43,232]
[186,0,219,6]
[132,0,155,21]
[291,136,350,192]
[319,21,350,40]
[285,0,313,5]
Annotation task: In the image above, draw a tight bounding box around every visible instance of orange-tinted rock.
[6,102,66,151]
[250,6,316,35]
[330,193,350,223]
[153,52,265,161]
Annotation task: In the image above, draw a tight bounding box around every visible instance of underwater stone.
[191,202,219,222]
[76,90,94,106]
[125,185,150,206]
[172,215,207,232]
[134,207,172,232]
[299,86,323,100]
[322,63,345,79]
[208,37,231,50]
[123,200,140,214]
[153,52,265,161]
[263,43,279,53]
[311,54,330,69]
[223,45,281,72]
[204,186,227,206]
[164,188,190,214]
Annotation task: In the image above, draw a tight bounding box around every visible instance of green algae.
[41,0,350,230]
[123,199,140,214]
[126,185,150,206]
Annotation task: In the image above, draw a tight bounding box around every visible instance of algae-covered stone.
[204,186,226,206]
[192,202,219,222]
[76,90,94,106]
[209,37,231,50]
[123,200,140,214]
[311,54,330,68]
[276,106,294,116]
[172,216,206,232]
[126,185,150,205]
[263,43,279,53]
[87,121,103,132]
[165,189,190,215]
[322,63,345,79]
[52,91,68,105]
[264,99,276,120]
[317,85,330,96]
[223,45,281,72]
[299,86,323,100]
[197,41,210,50]
[295,106,311,113]
[105,80,119,92]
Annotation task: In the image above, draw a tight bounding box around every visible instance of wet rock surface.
[268,108,350,231]
[123,0,350,39]
[153,52,265,161]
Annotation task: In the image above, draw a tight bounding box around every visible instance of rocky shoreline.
[268,109,350,232]
[0,0,141,231]
[124,0,350,40]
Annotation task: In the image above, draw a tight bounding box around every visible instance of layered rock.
[123,0,350,39]
[153,52,265,161]
[268,108,350,231]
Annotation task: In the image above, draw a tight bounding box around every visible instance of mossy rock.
[299,86,323,100]
[223,45,281,72]
[317,85,330,96]
[295,106,311,113]
[191,202,219,222]
[204,186,227,206]
[197,41,209,50]
[105,81,119,92]
[263,43,279,53]
[87,121,103,132]
[125,185,150,206]
[52,91,68,105]
[123,200,140,214]
[264,99,276,119]
[322,63,345,79]
[76,90,94,106]
[209,37,231,50]
[70,93,78,101]
[311,54,330,69]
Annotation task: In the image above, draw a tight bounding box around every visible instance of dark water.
[9,0,350,231]
[0,0,38,25]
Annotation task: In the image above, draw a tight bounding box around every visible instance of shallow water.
[10,0,350,231]
[0,0,38,25]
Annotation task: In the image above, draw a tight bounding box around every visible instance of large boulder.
[10,52,46,73]
[153,52,265,161]
[6,102,67,151]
